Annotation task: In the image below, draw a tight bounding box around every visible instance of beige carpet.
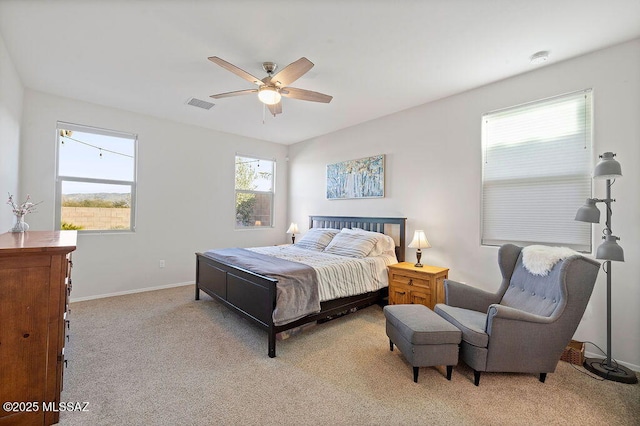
[59,285,639,425]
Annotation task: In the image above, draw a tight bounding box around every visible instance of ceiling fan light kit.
[208,56,332,116]
[257,86,281,105]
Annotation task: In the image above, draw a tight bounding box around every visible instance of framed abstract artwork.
[326,154,385,199]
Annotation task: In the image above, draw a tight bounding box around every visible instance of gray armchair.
[434,244,600,386]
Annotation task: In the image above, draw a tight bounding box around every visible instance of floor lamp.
[574,152,637,384]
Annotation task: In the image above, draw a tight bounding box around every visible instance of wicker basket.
[560,340,585,365]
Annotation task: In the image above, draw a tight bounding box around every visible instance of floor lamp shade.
[596,235,624,262]
[593,152,622,179]
[575,199,600,223]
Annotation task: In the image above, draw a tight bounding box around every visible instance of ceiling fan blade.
[208,56,264,86]
[210,89,257,99]
[281,87,332,103]
[269,57,314,87]
[267,102,282,116]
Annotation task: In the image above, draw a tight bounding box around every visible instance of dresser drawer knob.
[408,279,413,286]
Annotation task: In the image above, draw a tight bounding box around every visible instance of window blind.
[481,90,593,251]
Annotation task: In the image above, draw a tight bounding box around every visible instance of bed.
[195,215,406,357]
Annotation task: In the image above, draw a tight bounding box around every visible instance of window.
[235,155,275,228]
[56,122,137,232]
[481,90,593,251]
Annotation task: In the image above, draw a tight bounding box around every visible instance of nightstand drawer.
[390,273,431,289]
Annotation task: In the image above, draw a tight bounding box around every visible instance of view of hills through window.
[62,192,131,208]
[56,123,137,231]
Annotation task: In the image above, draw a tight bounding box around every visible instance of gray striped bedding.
[248,245,397,301]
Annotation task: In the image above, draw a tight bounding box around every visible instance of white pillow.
[295,228,339,251]
[323,230,378,258]
[343,228,396,256]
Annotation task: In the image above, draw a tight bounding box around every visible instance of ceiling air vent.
[186,97,215,110]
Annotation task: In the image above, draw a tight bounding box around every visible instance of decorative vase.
[11,215,29,233]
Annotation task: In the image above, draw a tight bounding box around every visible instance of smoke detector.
[530,51,550,65]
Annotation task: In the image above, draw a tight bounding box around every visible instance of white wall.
[288,39,640,369]
[0,32,23,231]
[20,89,289,300]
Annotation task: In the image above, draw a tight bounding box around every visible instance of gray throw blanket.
[203,248,320,326]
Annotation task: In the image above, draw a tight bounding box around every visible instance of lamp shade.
[408,230,431,249]
[593,152,622,179]
[286,223,299,234]
[596,235,624,262]
[575,199,601,223]
[258,86,281,105]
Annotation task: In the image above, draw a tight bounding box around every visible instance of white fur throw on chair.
[522,245,579,276]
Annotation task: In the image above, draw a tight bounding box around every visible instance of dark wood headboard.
[309,215,407,262]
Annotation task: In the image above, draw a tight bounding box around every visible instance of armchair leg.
[539,373,547,383]
[389,340,394,351]
[413,367,419,383]
[446,365,453,380]
[473,370,481,386]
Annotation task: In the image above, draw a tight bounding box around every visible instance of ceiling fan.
[208,56,332,116]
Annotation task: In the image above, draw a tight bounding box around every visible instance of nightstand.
[387,262,449,310]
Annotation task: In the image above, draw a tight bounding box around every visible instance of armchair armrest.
[444,279,503,312]
[486,304,554,333]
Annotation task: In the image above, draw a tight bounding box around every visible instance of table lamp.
[286,222,299,244]
[408,230,431,267]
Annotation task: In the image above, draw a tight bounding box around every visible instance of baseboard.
[69,281,194,303]
[584,349,640,373]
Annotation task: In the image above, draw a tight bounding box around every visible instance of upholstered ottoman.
[383,304,461,382]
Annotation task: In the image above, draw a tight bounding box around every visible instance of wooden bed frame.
[195,215,406,357]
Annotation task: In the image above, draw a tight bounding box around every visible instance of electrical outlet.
[159,260,165,268]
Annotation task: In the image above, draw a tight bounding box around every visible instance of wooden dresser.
[387,262,449,310]
[0,231,77,426]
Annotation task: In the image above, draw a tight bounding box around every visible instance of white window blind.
[481,90,593,251]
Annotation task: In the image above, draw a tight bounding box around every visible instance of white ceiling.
[1,1,639,145]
